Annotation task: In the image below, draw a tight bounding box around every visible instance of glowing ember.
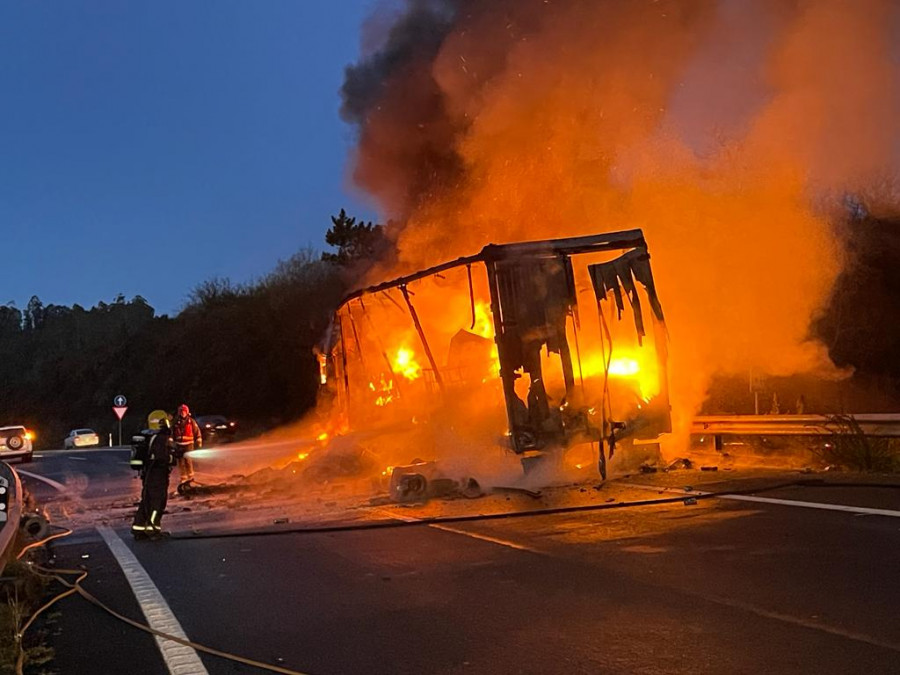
[472,301,494,339]
[297,452,309,461]
[608,358,640,376]
[572,350,660,402]
[393,347,422,380]
[370,376,395,406]
[316,432,329,442]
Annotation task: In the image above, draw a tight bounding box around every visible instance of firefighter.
[132,418,175,539]
[173,403,202,490]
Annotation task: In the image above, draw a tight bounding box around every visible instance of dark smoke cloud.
[340,0,462,216]
[340,0,559,217]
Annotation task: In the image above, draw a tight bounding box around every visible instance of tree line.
[0,210,385,447]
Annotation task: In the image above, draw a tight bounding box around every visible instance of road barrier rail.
[0,461,23,571]
[692,414,900,438]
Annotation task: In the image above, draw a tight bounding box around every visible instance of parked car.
[0,425,34,463]
[196,415,237,445]
[64,429,100,449]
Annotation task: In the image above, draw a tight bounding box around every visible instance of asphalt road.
[15,450,900,674]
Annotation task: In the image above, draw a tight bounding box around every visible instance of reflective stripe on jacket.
[173,415,202,448]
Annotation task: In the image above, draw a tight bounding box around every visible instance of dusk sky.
[0,1,378,314]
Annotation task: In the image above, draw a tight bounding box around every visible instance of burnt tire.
[6,435,24,451]
[22,513,49,540]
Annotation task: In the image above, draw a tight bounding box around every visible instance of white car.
[64,428,100,449]
[0,425,34,463]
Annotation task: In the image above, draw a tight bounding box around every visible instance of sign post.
[113,395,128,447]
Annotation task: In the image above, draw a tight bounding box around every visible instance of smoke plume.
[341,0,900,436]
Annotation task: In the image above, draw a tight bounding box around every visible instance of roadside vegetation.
[0,556,54,675]
[816,415,900,472]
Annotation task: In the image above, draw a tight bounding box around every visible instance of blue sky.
[0,1,379,314]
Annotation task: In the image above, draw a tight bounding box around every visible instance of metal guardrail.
[692,414,900,438]
[0,460,23,571]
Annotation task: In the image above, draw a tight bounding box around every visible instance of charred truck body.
[323,230,670,481]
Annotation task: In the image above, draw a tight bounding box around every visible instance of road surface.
[15,449,900,674]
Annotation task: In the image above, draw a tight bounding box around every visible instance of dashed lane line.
[428,523,544,554]
[373,507,543,554]
[97,526,209,675]
[376,498,900,652]
[699,593,900,654]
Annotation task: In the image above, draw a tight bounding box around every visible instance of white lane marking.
[17,469,67,492]
[43,447,130,454]
[429,523,544,554]
[380,491,898,650]
[373,508,542,554]
[700,593,900,654]
[621,482,900,518]
[68,456,87,461]
[721,494,900,518]
[97,526,209,675]
[373,496,900,650]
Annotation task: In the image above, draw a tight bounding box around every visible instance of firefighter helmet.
[178,404,190,417]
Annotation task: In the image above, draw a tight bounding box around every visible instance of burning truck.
[318,229,671,499]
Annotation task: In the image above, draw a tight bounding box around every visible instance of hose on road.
[16,527,311,675]
[14,477,898,673]
[173,477,849,540]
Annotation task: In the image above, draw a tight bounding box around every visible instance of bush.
[815,415,900,472]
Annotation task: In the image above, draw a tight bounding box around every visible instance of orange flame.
[369,377,395,406]
[572,349,660,401]
[393,347,422,380]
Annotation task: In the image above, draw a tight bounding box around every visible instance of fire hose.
[13,478,898,673]
[167,476,900,541]
[13,527,311,675]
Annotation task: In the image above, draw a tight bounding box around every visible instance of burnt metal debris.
[326,230,671,479]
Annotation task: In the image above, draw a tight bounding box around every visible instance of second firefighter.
[173,403,202,490]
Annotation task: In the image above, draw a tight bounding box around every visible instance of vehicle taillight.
[25,430,34,440]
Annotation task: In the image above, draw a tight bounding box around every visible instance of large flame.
[340,0,900,448]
